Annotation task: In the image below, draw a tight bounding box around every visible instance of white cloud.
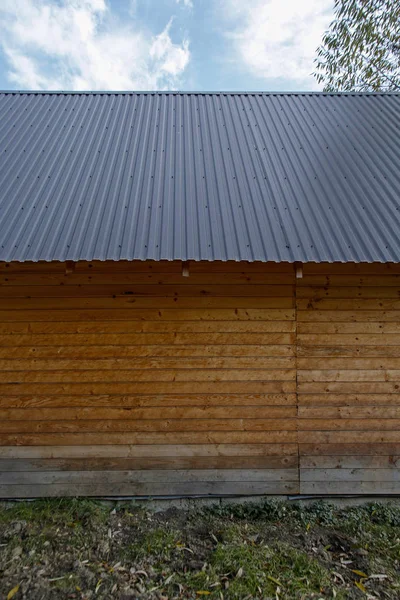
[0,0,190,90]
[176,0,193,7]
[220,0,333,88]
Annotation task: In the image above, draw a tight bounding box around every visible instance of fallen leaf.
[7,584,20,600]
[196,591,211,596]
[236,567,243,579]
[352,569,368,578]
[267,575,282,586]
[332,572,345,585]
[355,581,367,593]
[179,547,194,554]
[135,570,149,578]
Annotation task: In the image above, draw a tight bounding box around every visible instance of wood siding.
[298,263,400,495]
[0,261,399,497]
[0,261,298,497]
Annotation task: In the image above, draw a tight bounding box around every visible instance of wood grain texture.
[0,393,296,408]
[0,443,298,458]
[1,468,299,485]
[0,261,298,497]
[0,431,298,445]
[0,482,299,498]
[298,264,400,495]
[300,455,400,468]
[1,261,399,497]
[0,455,298,471]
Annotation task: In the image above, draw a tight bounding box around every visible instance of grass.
[0,497,109,526]
[1,499,400,599]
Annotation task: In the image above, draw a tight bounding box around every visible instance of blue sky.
[0,0,334,92]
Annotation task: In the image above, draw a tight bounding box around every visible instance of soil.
[1,498,400,599]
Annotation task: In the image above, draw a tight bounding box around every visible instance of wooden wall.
[298,263,400,495]
[0,261,298,497]
[0,260,399,498]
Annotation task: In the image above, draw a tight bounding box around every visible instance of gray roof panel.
[0,91,399,263]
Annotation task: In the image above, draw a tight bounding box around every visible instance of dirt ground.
[1,498,400,599]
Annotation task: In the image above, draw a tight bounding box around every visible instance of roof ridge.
[0,90,399,96]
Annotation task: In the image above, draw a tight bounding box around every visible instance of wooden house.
[0,91,399,498]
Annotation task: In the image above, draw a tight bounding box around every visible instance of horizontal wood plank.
[0,345,295,359]
[0,393,296,408]
[1,260,295,274]
[300,443,400,455]
[0,455,298,471]
[0,481,299,497]
[0,357,295,371]
[300,481,400,494]
[0,418,297,434]
[298,370,400,382]
[299,418,400,431]
[297,310,400,322]
[300,456,400,468]
[0,431,298,445]
[298,334,400,346]
[0,406,296,421]
[0,443,298,458]
[0,368,296,383]
[0,332,295,347]
[301,468,400,482]
[0,468,299,485]
[299,393,400,406]
[0,273,295,286]
[298,322,400,334]
[0,284,294,298]
[0,320,296,335]
[299,406,400,418]
[298,346,400,357]
[0,381,297,395]
[298,432,400,443]
[0,308,296,322]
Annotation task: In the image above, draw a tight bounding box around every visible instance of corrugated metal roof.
[0,91,399,263]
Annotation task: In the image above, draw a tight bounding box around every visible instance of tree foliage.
[314,0,400,91]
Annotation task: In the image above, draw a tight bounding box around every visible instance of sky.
[0,0,334,92]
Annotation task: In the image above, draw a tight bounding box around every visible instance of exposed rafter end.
[182,261,190,277]
[65,261,75,275]
[295,262,303,279]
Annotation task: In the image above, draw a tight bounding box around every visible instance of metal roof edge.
[0,90,399,96]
